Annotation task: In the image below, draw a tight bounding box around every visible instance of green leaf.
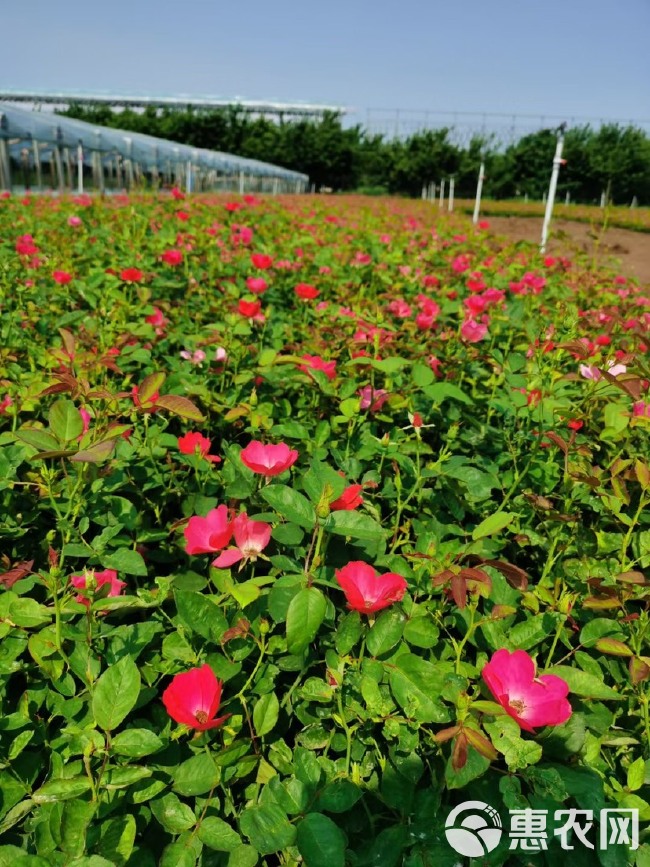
[422,382,473,405]
[70,439,116,464]
[100,548,147,576]
[103,766,152,790]
[173,753,220,796]
[155,394,204,421]
[335,611,363,654]
[150,793,196,834]
[303,461,347,504]
[138,372,166,404]
[545,666,623,699]
[174,589,228,640]
[33,777,92,803]
[472,511,515,540]
[445,748,491,790]
[507,613,558,650]
[111,728,163,758]
[412,362,435,388]
[627,756,646,791]
[261,485,316,530]
[227,845,259,867]
[231,579,262,609]
[1,595,51,628]
[198,816,241,852]
[485,716,543,770]
[580,617,625,646]
[316,779,362,813]
[324,510,386,542]
[296,812,346,867]
[366,608,405,656]
[97,815,136,866]
[403,616,439,648]
[49,399,84,442]
[15,429,61,452]
[239,803,296,855]
[92,655,141,731]
[286,587,327,654]
[389,655,451,723]
[253,692,280,737]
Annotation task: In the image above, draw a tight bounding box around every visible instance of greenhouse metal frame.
[0,103,308,194]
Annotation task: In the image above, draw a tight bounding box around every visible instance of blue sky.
[4,0,649,128]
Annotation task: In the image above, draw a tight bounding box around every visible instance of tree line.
[62,105,650,204]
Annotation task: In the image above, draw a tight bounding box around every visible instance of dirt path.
[484,216,650,285]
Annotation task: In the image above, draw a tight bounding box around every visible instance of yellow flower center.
[195,710,209,724]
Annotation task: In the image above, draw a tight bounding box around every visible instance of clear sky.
[4,0,649,127]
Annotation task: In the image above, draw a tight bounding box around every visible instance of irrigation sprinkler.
[472,162,485,224]
[448,177,455,212]
[540,124,566,254]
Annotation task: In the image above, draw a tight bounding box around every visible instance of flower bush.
[0,192,648,865]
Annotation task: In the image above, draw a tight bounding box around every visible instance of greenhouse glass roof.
[0,103,308,183]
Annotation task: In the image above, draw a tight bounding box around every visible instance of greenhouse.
[0,103,309,194]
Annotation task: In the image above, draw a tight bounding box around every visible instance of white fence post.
[540,125,566,254]
[439,179,445,209]
[77,142,84,194]
[472,162,485,224]
[448,177,455,212]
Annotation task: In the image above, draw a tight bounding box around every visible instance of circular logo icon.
[445,800,503,857]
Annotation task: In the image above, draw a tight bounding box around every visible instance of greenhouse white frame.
[0,103,309,194]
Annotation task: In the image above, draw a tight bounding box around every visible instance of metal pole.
[472,162,485,224]
[62,147,72,190]
[77,142,84,194]
[0,138,11,190]
[448,177,455,212]
[53,145,65,193]
[33,139,42,190]
[439,179,445,209]
[186,159,192,193]
[540,125,566,254]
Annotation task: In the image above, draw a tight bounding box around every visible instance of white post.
[472,162,485,224]
[0,137,11,191]
[631,196,637,208]
[186,159,192,193]
[239,171,244,194]
[600,191,606,208]
[565,191,570,205]
[448,177,455,212]
[439,179,445,209]
[33,139,42,189]
[524,193,528,204]
[542,192,547,204]
[540,126,565,254]
[421,184,427,200]
[77,142,84,194]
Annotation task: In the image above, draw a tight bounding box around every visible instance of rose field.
[1,190,650,866]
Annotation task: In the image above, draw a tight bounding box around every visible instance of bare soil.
[485,216,650,285]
